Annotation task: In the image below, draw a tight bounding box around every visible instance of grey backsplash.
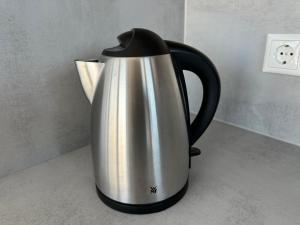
[184,0,300,146]
[0,0,184,178]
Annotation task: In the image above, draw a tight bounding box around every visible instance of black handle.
[166,41,221,145]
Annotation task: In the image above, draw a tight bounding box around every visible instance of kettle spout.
[75,59,105,104]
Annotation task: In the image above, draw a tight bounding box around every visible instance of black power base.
[96,181,188,214]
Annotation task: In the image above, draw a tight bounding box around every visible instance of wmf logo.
[150,186,157,194]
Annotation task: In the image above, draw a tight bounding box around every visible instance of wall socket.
[263,34,300,76]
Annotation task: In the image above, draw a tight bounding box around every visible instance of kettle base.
[96,181,188,214]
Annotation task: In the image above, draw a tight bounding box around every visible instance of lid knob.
[102,28,169,57]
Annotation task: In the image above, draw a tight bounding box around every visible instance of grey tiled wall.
[0,0,184,178]
[185,0,300,146]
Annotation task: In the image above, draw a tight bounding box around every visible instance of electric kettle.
[75,28,220,214]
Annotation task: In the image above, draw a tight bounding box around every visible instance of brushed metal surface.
[75,60,105,104]
[91,54,189,204]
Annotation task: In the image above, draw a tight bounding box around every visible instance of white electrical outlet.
[263,34,300,76]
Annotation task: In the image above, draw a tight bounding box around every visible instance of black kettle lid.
[102,28,169,57]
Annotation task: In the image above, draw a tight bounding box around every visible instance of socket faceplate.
[263,34,300,76]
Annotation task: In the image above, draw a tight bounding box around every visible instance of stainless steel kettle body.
[92,54,189,206]
[75,28,221,214]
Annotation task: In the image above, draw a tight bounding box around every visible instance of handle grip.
[166,41,221,145]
